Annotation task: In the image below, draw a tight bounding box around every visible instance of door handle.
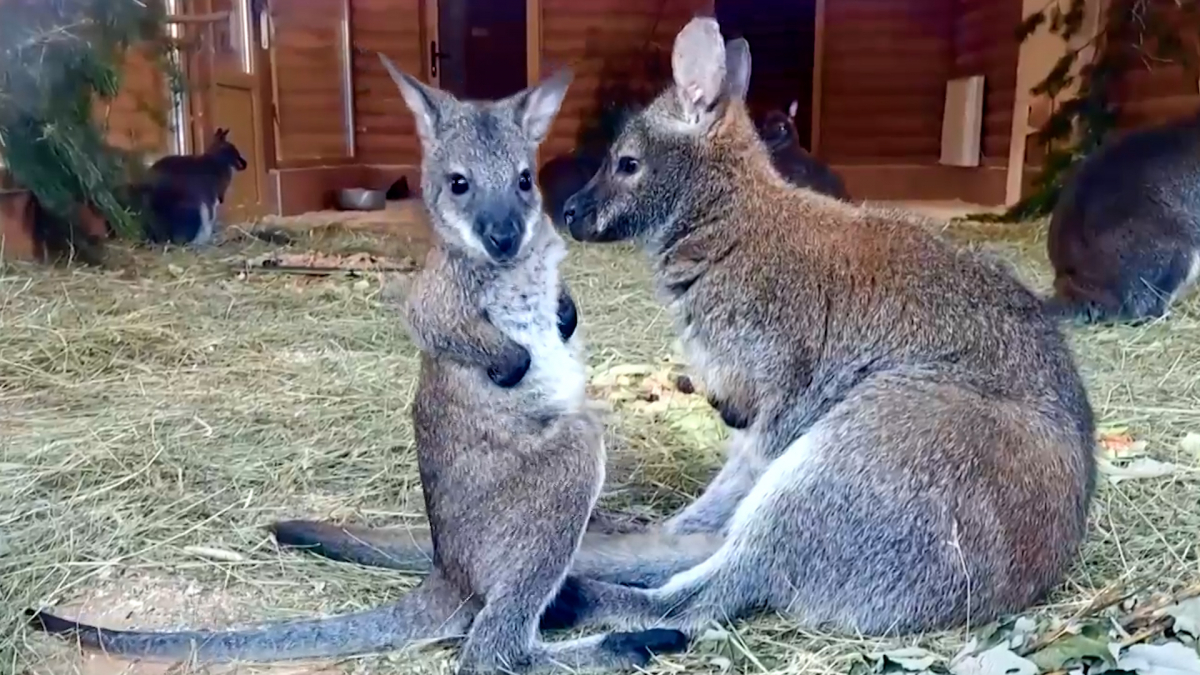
[430,40,450,77]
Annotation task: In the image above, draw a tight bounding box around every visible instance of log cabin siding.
[951,0,1020,166]
[1111,0,1199,130]
[539,0,713,161]
[817,0,956,164]
[270,0,354,163]
[350,0,425,164]
[102,49,173,156]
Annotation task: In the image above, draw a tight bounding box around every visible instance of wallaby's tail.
[271,520,723,589]
[26,576,469,663]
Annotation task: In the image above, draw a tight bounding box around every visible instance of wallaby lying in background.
[264,20,1097,640]
[546,18,1094,636]
[126,127,248,246]
[756,100,850,201]
[1045,111,1200,324]
[27,56,685,673]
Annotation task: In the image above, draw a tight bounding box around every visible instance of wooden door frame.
[422,0,543,89]
[810,0,826,158]
[164,0,274,218]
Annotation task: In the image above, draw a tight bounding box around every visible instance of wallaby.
[756,100,851,201]
[1045,111,1200,324]
[26,55,687,673]
[127,127,249,246]
[265,19,1096,640]
[539,152,603,228]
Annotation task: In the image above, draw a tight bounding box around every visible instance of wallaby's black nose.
[481,217,522,260]
[562,207,576,227]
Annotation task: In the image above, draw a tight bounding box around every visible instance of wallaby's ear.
[724,37,751,101]
[506,68,573,143]
[379,51,452,142]
[787,100,798,119]
[671,17,727,124]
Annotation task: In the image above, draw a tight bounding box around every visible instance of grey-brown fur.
[266,19,1095,641]
[26,54,685,673]
[543,19,1095,636]
[1045,111,1200,324]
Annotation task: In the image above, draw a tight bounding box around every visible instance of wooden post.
[1003,0,1107,206]
[810,0,826,157]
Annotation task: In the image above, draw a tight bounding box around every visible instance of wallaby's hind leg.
[1118,247,1199,323]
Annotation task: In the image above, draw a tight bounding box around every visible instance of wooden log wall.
[350,0,424,164]
[270,0,355,164]
[100,49,173,156]
[951,0,1020,166]
[1111,0,1200,131]
[817,0,957,164]
[536,0,714,161]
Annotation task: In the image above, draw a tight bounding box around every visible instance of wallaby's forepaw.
[706,394,752,430]
[557,290,578,342]
[600,628,690,663]
[488,343,532,388]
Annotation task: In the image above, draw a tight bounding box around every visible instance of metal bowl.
[336,187,386,211]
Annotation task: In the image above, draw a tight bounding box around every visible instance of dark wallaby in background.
[1046,111,1200,324]
[125,127,248,246]
[756,100,850,201]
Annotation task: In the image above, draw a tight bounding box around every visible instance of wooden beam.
[811,0,827,157]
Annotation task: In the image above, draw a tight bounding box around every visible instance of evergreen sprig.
[975,0,1200,223]
[0,0,182,259]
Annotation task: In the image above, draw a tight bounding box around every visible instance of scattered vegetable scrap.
[1094,425,1180,485]
[238,251,418,277]
[847,582,1200,675]
[586,356,726,448]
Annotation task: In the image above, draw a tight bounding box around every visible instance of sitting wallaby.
[1045,111,1200,324]
[26,56,686,673]
[129,128,248,246]
[756,101,851,201]
[261,19,1096,639]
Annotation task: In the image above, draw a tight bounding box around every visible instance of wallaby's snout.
[476,210,525,261]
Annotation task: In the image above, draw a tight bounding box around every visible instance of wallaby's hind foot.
[457,594,687,675]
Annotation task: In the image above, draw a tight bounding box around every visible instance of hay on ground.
[1,210,1197,675]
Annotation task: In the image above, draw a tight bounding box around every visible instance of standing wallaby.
[1045,111,1200,324]
[756,100,851,201]
[262,19,1096,640]
[26,56,686,673]
[128,128,248,246]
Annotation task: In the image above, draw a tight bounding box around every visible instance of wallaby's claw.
[557,290,578,342]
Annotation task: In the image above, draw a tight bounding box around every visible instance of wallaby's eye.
[518,169,533,192]
[449,174,470,196]
[616,157,639,175]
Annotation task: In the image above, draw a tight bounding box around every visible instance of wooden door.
[716,0,818,150]
[267,0,355,166]
[178,0,272,221]
[436,0,527,100]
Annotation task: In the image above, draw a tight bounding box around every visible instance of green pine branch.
[0,0,183,258]
[970,0,1200,224]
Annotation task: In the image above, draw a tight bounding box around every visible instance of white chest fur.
[483,232,587,413]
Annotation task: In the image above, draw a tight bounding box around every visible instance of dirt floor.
[1,203,1198,675]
